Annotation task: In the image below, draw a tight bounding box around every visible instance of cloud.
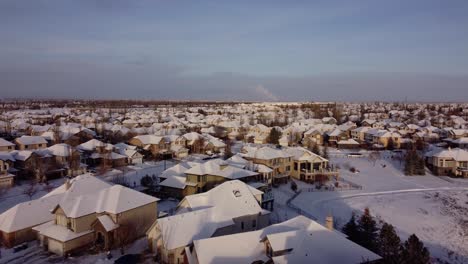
[253,84,278,101]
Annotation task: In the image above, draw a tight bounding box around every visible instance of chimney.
[65,178,71,190]
[325,215,333,231]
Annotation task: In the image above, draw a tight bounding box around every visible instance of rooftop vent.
[233,190,242,197]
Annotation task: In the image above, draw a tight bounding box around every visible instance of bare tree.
[368,151,381,167]
[23,180,38,200]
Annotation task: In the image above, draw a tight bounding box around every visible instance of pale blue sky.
[1,0,467,101]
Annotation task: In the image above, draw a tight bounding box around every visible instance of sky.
[1,0,468,102]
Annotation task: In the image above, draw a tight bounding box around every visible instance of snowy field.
[286,152,468,264]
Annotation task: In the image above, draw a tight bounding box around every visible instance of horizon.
[1,0,468,101]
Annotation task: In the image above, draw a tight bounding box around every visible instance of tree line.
[342,208,430,264]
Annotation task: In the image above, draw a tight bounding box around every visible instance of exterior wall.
[186,173,228,193]
[111,201,157,239]
[16,143,47,151]
[0,145,14,152]
[72,213,98,233]
[0,226,37,248]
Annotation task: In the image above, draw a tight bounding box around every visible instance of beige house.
[147,180,270,264]
[128,135,169,156]
[0,138,15,152]
[0,175,110,248]
[14,136,48,150]
[246,124,271,144]
[33,184,159,256]
[183,159,258,194]
[284,147,338,183]
[241,146,293,184]
[0,152,15,187]
[425,148,468,177]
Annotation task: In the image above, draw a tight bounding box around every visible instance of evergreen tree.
[357,208,379,253]
[387,138,395,150]
[401,234,430,264]
[322,144,329,159]
[267,127,281,145]
[378,223,402,264]
[405,149,426,176]
[310,142,321,156]
[342,213,360,243]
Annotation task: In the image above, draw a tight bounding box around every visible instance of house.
[128,135,169,157]
[241,146,293,184]
[146,180,270,264]
[0,174,111,248]
[115,143,144,164]
[14,136,48,150]
[425,148,468,177]
[202,134,226,154]
[184,159,259,194]
[372,131,402,149]
[0,138,15,152]
[246,124,271,144]
[34,183,158,256]
[351,126,371,143]
[191,215,381,264]
[337,138,361,149]
[0,152,15,187]
[326,128,349,147]
[284,147,338,184]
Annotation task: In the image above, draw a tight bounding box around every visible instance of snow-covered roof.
[157,180,266,250]
[193,215,380,264]
[0,138,15,147]
[35,221,93,242]
[0,152,15,161]
[0,174,112,233]
[15,135,47,145]
[427,148,468,161]
[77,139,107,151]
[96,215,119,232]
[184,159,257,179]
[133,134,163,145]
[242,146,293,160]
[56,184,159,218]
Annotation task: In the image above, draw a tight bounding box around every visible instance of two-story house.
[147,180,270,264]
[14,136,48,150]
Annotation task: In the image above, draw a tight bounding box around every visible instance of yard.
[276,151,468,264]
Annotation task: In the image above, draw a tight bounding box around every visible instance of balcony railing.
[300,168,339,175]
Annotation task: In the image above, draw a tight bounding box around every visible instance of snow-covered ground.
[284,152,468,264]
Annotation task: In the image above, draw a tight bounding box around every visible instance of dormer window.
[233,190,242,197]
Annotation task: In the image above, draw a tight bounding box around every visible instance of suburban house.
[0,175,110,248]
[284,147,338,184]
[246,124,271,144]
[147,180,270,264]
[0,138,15,152]
[14,136,48,150]
[425,148,468,177]
[128,135,169,157]
[0,152,15,187]
[372,131,402,149]
[190,215,381,264]
[351,126,371,143]
[33,183,158,256]
[241,146,293,184]
[184,159,259,194]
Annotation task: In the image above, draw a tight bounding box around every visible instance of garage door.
[47,238,64,256]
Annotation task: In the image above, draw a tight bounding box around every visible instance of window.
[24,145,28,149]
[38,144,42,147]
[286,166,290,172]
[252,219,257,228]
[241,221,244,230]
